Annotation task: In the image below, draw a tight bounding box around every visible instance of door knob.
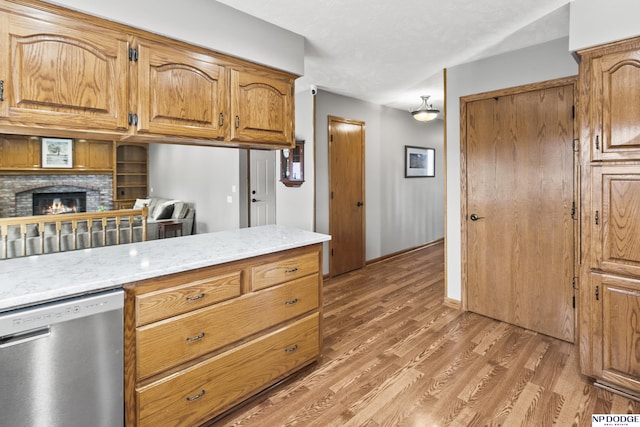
[356,201,364,207]
[252,198,259,203]
[470,213,484,221]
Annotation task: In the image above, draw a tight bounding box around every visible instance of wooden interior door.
[464,81,576,342]
[329,116,365,276]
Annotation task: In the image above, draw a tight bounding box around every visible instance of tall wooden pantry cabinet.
[579,36,640,398]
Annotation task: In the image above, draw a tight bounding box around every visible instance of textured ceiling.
[216,0,571,114]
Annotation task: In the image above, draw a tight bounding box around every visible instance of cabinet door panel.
[593,166,640,276]
[230,68,293,145]
[593,49,640,160]
[592,273,640,392]
[2,13,129,133]
[135,39,226,139]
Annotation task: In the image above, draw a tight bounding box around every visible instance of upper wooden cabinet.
[0,134,112,171]
[0,1,296,148]
[582,38,640,161]
[230,68,294,146]
[0,9,129,135]
[133,38,227,141]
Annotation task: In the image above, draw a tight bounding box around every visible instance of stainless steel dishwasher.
[0,289,124,427]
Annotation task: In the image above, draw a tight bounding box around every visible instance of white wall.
[315,90,445,274]
[148,145,239,233]
[275,89,316,231]
[445,37,578,301]
[570,0,640,51]
[44,0,304,75]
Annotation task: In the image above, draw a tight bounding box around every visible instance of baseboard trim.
[366,238,444,266]
[594,380,640,402]
[443,297,461,310]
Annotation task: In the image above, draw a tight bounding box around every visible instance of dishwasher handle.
[0,326,50,348]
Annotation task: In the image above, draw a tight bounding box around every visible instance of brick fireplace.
[0,174,113,217]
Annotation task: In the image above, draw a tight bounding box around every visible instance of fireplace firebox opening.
[33,192,87,215]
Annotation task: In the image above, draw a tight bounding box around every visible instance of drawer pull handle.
[186,389,206,402]
[284,298,299,305]
[186,332,205,342]
[284,344,298,353]
[285,267,299,274]
[186,293,205,302]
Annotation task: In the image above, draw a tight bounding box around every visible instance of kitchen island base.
[124,243,323,427]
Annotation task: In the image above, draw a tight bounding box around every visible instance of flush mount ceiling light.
[411,95,440,122]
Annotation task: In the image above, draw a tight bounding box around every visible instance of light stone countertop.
[0,225,331,313]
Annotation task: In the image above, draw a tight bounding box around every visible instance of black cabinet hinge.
[331,248,334,256]
[595,285,599,301]
[571,201,577,220]
[128,112,138,127]
[0,80,4,101]
[595,135,600,151]
[128,47,139,62]
[572,105,575,119]
[573,295,576,309]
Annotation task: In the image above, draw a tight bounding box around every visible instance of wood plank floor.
[213,241,640,426]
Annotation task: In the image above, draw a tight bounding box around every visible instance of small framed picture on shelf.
[42,138,73,168]
[405,145,435,178]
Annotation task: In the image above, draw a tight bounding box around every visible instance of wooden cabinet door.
[74,140,113,170]
[591,273,640,392]
[134,38,227,140]
[592,165,640,277]
[0,11,129,133]
[591,47,640,161]
[230,68,293,146]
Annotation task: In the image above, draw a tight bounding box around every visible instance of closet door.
[465,82,576,342]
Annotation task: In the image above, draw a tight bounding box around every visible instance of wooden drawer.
[137,313,320,427]
[252,251,319,291]
[137,274,319,379]
[135,271,242,326]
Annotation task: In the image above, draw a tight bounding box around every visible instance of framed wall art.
[42,138,73,168]
[405,145,434,178]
